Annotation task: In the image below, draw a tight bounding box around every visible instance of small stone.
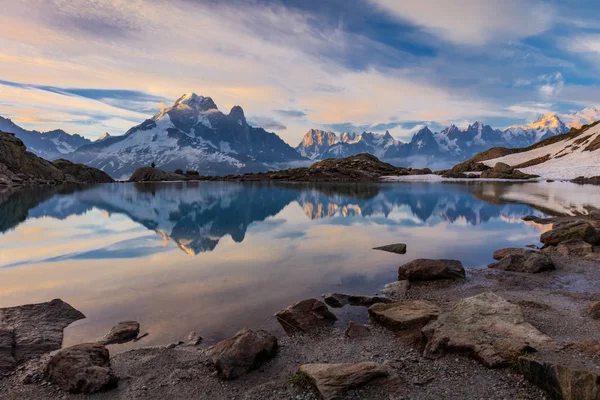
[99,321,140,345]
[275,299,337,336]
[345,321,371,339]
[187,331,203,346]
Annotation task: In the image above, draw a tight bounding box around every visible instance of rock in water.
[373,243,406,254]
[44,343,117,394]
[344,321,371,339]
[0,299,85,364]
[298,362,389,400]
[488,253,555,273]
[322,293,391,308]
[275,299,337,335]
[398,259,465,281]
[208,328,277,380]
[423,292,556,368]
[368,301,440,332]
[519,357,600,400]
[380,281,410,300]
[128,167,186,182]
[492,248,536,260]
[100,321,140,345]
[540,220,600,246]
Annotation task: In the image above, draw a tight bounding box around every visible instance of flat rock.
[208,328,277,380]
[298,362,389,400]
[423,292,557,368]
[373,243,406,254]
[344,321,371,339]
[492,247,536,260]
[519,356,600,400]
[368,300,440,332]
[540,220,600,246]
[488,253,555,273]
[44,343,117,394]
[398,259,465,281]
[557,240,594,257]
[0,299,85,365]
[275,299,337,335]
[380,281,410,300]
[323,293,392,308]
[587,301,600,319]
[100,321,140,345]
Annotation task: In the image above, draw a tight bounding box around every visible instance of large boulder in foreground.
[128,167,186,182]
[423,292,556,368]
[298,362,389,400]
[519,356,600,400]
[99,321,140,345]
[398,259,465,281]
[540,220,600,247]
[368,300,440,332]
[0,299,85,365]
[275,299,337,335]
[44,343,117,394]
[488,253,555,273]
[208,328,277,380]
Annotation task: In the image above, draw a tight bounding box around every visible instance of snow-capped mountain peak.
[97,132,112,142]
[503,113,568,144]
[174,93,218,111]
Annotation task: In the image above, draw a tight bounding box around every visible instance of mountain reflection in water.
[0,180,598,348]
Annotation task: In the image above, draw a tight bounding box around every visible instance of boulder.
[208,328,277,380]
[540,220,600,246]
[587,302,600,319]
[44,343,117,394]
[519,357,600,400]
[557,240,594,257]
[368,300,440,332]
[398,259,465,281]
[488,253,555,273]
[99,321,140,345]
[480,162,538,180]
[323,293,392,308]
[298,362,389,400]
[380,281,410,300]
[128,167,186,182]
[275,299,337,335]
[0,326,15,372]
[0,299,85,364]
[187,331,203,346]
[492,247,536,260]
[423,292,556,368]
[373,243,406,254]
[344,321,371,339]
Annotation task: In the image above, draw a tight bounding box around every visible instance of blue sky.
[1,0,600,143]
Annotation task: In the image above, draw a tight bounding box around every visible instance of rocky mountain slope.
[0,116,91,160]
[0,131,113,186]
[473,121,600,179]
[64,93,304,179]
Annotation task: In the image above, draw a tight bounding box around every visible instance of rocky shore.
[1,212,600,399]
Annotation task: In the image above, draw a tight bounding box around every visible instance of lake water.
[0,181,599,350]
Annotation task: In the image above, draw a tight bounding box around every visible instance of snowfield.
[483,123,600,179]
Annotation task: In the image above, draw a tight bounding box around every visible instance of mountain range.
[1,93,599,178]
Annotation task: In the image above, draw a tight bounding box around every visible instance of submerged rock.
[488,253,555,273]
[368,300,440,332]
[492,247,536,260]
[380,281,410,300]
[208,328,277,380]
[323,293,391,308]
[373,243,406,254]
[275,299,337,335]
[519,357,600,400]
[423,292,556,368]
[44,343,117,394]
[298,362,389,400]
[540,220,600,247]
[398,259,465,281]
[99,321,140,345]
[0,299,85,365]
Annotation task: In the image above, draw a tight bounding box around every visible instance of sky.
[1,0,600,144]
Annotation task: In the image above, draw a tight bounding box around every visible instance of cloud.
[565,34,600,54]
[274,109,307,118]
[370,0,555,45]
[248,116,286,131]
[538,72,564,98]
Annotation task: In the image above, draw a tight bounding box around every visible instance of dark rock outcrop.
[52,159,113,183]
[44,343,117,394]
[540,220,600,247]
[373,243,406,254]
[0,299,85,367]
[128,167,186,182]
[208,328,277,380]
[488,253,555,273]
[275,299,337,335]
[398,259,465,281]
[99,321,140,345]
[298,362,389,400]
[572,176,600,185]
[480,162,539,180]
[323,293,392,308]
[556,240,594,257]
